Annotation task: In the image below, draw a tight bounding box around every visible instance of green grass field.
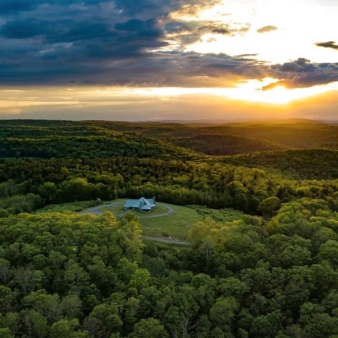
[38,200,243,241]
[100,202,203,239]
[139,204,203,239]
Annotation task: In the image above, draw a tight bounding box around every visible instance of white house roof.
[124,197,155,209]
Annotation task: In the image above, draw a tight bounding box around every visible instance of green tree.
[50,319,90,338]
[258,197,281,216]
[130,318,168,338]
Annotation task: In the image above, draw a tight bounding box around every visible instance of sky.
[0,0,337,121]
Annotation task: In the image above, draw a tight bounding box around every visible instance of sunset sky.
[0,0,337,120]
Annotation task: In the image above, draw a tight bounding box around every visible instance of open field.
[138,204,203,239]
[83,200,204,239]
[38,200,243,241]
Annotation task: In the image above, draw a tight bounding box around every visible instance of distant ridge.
[133,118,334,126]
[2,118,336,125]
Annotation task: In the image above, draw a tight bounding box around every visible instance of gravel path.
[79,202,190,245]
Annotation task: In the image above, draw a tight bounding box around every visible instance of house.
[124,197,156,212]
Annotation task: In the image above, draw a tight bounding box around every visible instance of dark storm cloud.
[115,19,165,38]
[315,41,338,50]
[272,58,317,72]
[257,25,278,33]
[262,58,338,90]
[0,0,34,13]
[0,19,114,42]
[0,0,337,90]
[0,0,114,14]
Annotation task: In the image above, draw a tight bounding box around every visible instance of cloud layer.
[316,41,338,50]
[0,0,337,90]
[257,25,278,33]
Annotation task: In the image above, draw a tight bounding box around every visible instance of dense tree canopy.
[1,120,338,337]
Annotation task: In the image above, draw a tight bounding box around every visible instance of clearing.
[38,200,243,243]
[81,200,203,240]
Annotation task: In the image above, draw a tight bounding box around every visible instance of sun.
[257,86,295,105]
[224,79,338,105]
[228,81,294,105]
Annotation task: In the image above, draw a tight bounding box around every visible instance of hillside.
[3,119,338,160]
[87,119,338,153]
[169,134,286,155]
[221,148,338,179]
[0,121,200,160]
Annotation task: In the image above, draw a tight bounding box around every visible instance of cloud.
[315,41,338,50]
[0,0,35,13]
[262,58,338,90]
[211,28,230,34]
[236,54,258,58]
[0,0,113,14]
[1,19,46,39]
[115,19,165,39]
[257,25,278,33]
[113,0,220,18]
[0,0,337,91]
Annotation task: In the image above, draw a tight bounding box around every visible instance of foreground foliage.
[1,199,338,337]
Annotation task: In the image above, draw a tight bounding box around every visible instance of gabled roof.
[139,197,151,207]
[124,197,155,209]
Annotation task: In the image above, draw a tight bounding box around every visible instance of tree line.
[1,156,338,217]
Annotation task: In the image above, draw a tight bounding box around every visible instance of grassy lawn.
[139,204,204,240]
[134,204,169,217]
[98,201,204,240]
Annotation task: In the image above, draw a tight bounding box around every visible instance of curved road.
[79,202,190,246]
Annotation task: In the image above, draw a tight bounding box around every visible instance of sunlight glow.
[175,0,338,64]
[1,81,337,115]
[95,80,338,105]
[226,81,338,104]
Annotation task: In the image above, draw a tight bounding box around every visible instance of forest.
[1,119,338,337]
